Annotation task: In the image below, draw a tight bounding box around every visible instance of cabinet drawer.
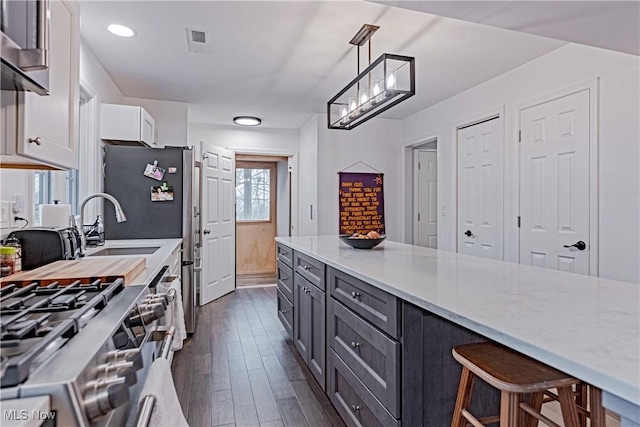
[294,251,325,291]
[277,290,293,339]
[276,243,293,268]
[329,350,400,427]
[329,268,400,339]
[277,260,294,302]
[329,299,400,417]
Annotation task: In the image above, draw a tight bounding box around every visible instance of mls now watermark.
[4,410,56,421]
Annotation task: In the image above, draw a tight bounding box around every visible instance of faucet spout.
[79,193,127,252]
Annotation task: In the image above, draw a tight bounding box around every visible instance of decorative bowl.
[338,234,386,249]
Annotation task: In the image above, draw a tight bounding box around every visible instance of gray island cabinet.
[276,236,640,427]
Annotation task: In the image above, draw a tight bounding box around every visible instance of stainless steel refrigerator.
[103,144,198,333]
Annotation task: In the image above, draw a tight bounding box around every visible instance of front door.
[235,161,277,276]
[200,142,236,305]
[519,89,590,274]
[457,117,503,259]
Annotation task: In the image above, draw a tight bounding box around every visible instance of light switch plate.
[0,200,13,228]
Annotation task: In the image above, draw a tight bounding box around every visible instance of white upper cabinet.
[101,104,156,146]
[3,0,80,170]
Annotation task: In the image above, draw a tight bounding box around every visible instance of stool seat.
[452,342,580,394]
[450,342,598,427]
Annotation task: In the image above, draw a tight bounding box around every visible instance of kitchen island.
[276,236,639,426]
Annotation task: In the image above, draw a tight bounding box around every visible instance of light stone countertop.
[276,235,640,411]
[82,239,182,286]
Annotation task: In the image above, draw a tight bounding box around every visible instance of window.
[236,166,272,221]
[33,170,79,224]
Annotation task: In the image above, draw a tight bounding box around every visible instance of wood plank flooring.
[171,287,344,427]
[171,287,622,427]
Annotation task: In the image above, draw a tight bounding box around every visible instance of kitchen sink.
[87,246,161,256]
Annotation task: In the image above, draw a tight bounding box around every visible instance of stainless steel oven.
[1,0,50,94]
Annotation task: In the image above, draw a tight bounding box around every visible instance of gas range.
[0,275,172,426]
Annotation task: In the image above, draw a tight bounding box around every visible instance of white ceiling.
[79,1,619,130]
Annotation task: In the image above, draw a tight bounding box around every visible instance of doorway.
[413,140,438,248]
[235,154,289,287]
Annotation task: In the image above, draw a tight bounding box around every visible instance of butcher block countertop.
[1,239,182,287]
[0,257,146,286]
[276,236,640,420]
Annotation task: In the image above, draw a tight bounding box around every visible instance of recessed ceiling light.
[107,24,136,38]
[233,116,262,126]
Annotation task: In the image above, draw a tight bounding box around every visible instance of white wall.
[123,97,188,146]
[276,160,290,237]
[317,115,404,240]
[401,44,640,283]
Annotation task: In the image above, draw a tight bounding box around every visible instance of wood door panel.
[237,224,276,274]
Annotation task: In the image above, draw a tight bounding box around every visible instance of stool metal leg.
[452,367,476,427]
[500,391,520,427]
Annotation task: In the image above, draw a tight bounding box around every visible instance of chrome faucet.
[79,193,127,252]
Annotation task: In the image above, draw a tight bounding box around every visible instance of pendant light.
[327,24,415,130]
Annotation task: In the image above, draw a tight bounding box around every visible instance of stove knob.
[129,302,165,326]
[84,377,130,420]
[98,361,137,386]
[106,348,143,371]
[143,294,168,309]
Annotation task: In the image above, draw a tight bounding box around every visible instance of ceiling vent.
[186,28,211,53]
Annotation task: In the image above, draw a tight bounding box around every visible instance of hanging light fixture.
[327,24,415,130]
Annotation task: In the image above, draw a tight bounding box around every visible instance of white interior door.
[520,89,590,274]
[200,142,236,305]
[416,150,437,248]
[457,117,503,259]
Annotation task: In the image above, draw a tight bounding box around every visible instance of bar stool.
[450,342,600,427]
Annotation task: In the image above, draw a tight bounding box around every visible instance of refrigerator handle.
[195,160,203,248]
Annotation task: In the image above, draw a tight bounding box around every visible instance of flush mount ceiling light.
[327,24,415,130]
[107,24,136,38]
[233,116,262,126]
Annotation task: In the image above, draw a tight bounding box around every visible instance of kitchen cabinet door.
[308,282,326,391]
[101,104,156,146]
[293,273,310,363]
[15,0,80,170]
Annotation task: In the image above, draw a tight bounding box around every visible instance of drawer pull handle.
[351,291,361,299]
[279,310,288,314]
[302,265,311,271]
[29,136,42,145]
[350,341,360,349]
[281,277,288,282]
[351,405,361,412]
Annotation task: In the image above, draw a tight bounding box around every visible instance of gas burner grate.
[0,279,125,387]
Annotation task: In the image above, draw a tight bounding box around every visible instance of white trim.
[451,105,505,258]
[411,139,438,245]
[225,147,297,157]
[513,79,599,277]
[78,79,100,223]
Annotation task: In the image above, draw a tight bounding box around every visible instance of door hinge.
[418,213,421,221]
[518,130,522,142]
[517,216,521,228]
[418,162,421,170]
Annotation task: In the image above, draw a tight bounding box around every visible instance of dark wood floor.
[171,287,345,427]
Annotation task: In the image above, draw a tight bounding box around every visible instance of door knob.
[563,241,586,251]
[464,230,474,237]
[203,229,211,235]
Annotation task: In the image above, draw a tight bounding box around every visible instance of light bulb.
[360,92,368,104]
[350,99,357,112]
[373,83,381,96]
[341,107,348,124]
[386,72,396,89]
